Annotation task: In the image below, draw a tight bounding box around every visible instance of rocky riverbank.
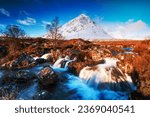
[0,37,150,99]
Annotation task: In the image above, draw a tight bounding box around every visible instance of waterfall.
[64,74,100,100]
[64,57,76,69]
[64,74,129,100]
[79,57,136,92]
[51,56,131,100]
[8,56,135,100]
[53,56,69,68]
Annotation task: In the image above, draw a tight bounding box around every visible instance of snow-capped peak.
[44,14,112,40]
[69,14,95,25]
[61,14,96,33]
[60,14,112,40]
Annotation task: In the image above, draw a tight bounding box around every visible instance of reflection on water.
[122,47,133,51]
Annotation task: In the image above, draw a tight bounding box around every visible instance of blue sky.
[0,0,150,37]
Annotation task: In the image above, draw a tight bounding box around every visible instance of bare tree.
[2,25,26,38]
[46,16,63,40]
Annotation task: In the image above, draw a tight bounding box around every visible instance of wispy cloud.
[41,20,51,27]
[0,8,10,17]
[42,20,51,25]
[17,17,36,26]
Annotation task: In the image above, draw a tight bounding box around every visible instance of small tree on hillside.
[46,16,63,40]
[2,25,26,38]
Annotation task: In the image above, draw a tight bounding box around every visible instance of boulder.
[2,70,36,84]
[11,53,36,69]
[35,58,48,64]
[2,71,16,84]
[0,53,35,69]
[38,67,58,86]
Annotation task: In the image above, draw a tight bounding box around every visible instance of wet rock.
[38,67,58,86]
[11,53,36,69]
[35,58,48,64]
[2,71,16,84]
[2,70,36,84]
[68,62,86,75]
[15,70,36,83]
[1,53,36,69]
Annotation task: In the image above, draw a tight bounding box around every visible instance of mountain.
[44,14,112,40]
[102,20,150,40]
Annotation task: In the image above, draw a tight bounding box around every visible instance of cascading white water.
[64,74,100,100]
[64,74,129,100]
[53,56,76,69]
[13,56,136,100]
[64,57,76,69]
[53,56,69,68]
[51,56,130,100]
[79,57,136,93]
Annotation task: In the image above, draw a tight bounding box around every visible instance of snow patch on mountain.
[44,14,112,40]
[60,14,112,40]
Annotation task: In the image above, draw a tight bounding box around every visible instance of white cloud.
[42,21,51,25]
[41,21,51,28]
[17,17,36,26]
[0,8,10,17]
[101,20,150,39]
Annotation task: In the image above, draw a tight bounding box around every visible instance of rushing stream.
[0,56,136,100]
